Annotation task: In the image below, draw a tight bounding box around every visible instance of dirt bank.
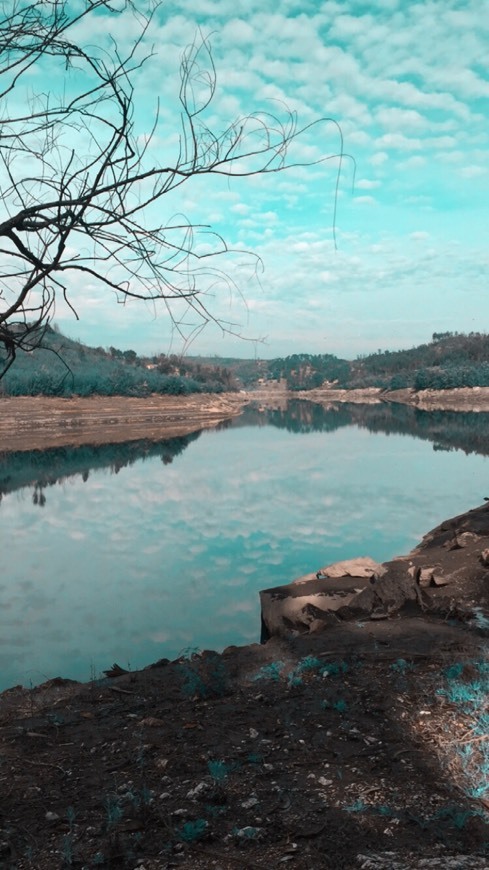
[296,385,489,411]
[0,393,246,452]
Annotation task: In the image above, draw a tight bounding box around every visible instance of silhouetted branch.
[0,0,352,374]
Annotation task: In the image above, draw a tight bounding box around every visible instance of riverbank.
[2,386,489,454]
[1,502,488,868]
[0,393,246,452]
[295,385,489,411]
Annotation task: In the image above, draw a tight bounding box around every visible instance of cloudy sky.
[41,0,489,357]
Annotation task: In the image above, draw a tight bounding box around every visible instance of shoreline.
[0,393,246,452]
[2,385,489,452]
[294,385,489,411]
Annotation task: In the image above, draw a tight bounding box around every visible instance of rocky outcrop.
[260,502,489,640]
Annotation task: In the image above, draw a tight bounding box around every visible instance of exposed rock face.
[260,502,489,640]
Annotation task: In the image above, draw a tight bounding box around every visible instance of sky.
[15,0,489,359]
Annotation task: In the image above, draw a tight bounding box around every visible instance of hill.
[2,329,489,396]
[0,328,238,397]
[220,332,489,392]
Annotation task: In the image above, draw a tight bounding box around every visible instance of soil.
[0,395,246,452]
[1,504,489,869]
[296,385,489,412]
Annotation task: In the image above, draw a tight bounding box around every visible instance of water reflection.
[1,399,488,690]
[0,433,201,505]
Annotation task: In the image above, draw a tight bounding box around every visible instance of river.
[1,400,488,690]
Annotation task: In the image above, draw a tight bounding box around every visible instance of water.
[1,400,489,690]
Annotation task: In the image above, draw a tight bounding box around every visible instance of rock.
[186,781,209,800]
[480,548,489,566]
[447,531,480,550]
[315,556,385,580]
[234,826,263,841]
[418,566,446,587]
[457,531,479,548]
[418,567,433,587]
[241,796,259,809]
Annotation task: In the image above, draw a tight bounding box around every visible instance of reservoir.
[1,400,488,690]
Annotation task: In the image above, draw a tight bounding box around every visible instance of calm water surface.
[1,401,488,689]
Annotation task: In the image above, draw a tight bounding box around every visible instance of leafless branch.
[0,0,351,373]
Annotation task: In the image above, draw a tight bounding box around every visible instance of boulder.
[315,556,384,580]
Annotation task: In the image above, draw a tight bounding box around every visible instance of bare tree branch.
[0,0,352,376]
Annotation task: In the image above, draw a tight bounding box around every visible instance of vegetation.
[216,331,489,392]
[3,328,489,397]
[0,326,237,397]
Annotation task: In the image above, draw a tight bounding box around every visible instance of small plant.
[178,649,229,699]
[60,806,76,867]
[333,698,347,713]
[322,660,349,677]
[390,658,414,674]
[60,836,73,868]
[178,818,208,842]
[105,795,123,830]
[252,661,285,682]
[288,655,324,686]
[345,799,366,813]
[208,759,229,783]
[247,753,263,765]
[434,804,483,830]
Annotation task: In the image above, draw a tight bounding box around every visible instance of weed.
[321,660,349,677]
[60,806,76,867]
[438,657,489,803]
[345,799,367,813]
[252,661,285,682]
[207,759,230,784]
[178,649,229,699]
[333,698,347,713]
[434,804,483,830]
[105,795,123,830]
[390,658,414,674]
[178,818,208,842]
[247,753,263,764]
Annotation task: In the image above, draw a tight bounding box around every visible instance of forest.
[0,327,238,397]
[2,329,489,396]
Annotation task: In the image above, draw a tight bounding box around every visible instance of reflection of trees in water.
[244,399,489,457]
[2,401,489,505]
[0,433,201,504]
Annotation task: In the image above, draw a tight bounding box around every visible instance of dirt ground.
[0,619,487,870]
[0,394,246,452]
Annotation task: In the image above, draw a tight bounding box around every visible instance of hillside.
[0,328,238,397]
[2,329,489,397]
[220,332,489,392]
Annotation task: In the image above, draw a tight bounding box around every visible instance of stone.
[186,781,209,800]
[418,567,434,587]
[480,548,489,567]
[315,556,385,580]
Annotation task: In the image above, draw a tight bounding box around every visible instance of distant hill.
[222,332,489,392]
[2,329,489,396]
[0,327,238,397]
